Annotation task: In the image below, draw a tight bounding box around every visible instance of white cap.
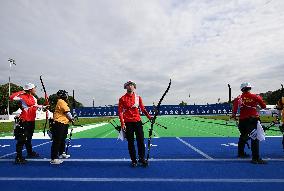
[240,82,252,90]
[24,83,36,90]
[124,80,136,89]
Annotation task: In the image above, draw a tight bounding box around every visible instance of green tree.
[179,101,187,106]
[0,83,84,114]
[260,89,283,105]
[47,93,84,112]
[0,83,23,114]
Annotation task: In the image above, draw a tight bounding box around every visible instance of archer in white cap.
[118,80,152,167]
[231,82,267,164]
[9,82,41,164]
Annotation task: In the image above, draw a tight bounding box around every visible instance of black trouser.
[238,117,260,160]
[16,121,35,158]
[282,133,284,149]
[125,121,145,162]
[50,121,69,160]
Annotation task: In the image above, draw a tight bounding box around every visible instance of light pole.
[7,58,16,119]
[228,84,231,104]
[93,98,95,107]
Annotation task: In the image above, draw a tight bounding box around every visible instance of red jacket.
[118,93,151,126]
[232,92,266,120]
[10,91,38,122]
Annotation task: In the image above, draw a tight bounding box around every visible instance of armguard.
[66,111,73,121]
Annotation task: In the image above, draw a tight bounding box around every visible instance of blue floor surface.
[0,137,283,191]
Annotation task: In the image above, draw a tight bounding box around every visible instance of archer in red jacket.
[10,83,42,164]
[231,82,267,164]
[118,80,152,167]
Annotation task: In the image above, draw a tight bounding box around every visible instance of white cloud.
[0,0,283,106]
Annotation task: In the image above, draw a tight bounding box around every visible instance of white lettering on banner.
[73,104,233,117]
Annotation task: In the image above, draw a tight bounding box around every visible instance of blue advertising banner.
[75,103,232,117]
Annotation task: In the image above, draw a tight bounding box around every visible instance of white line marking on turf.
[0,141,52,159]
[0,145,10,148]
[0,123,108,139]
[176,137,213,160]
[66,144,82,148]
[1,158,283,162]
[102,129,116,138]
[221,143,238,147]
[0,177,284,183]
[152,130,160,138]
[71,145,81,148]
[71,123,108,134]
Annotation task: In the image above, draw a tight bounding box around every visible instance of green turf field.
[0,117,114,136]
[73,116,283,138]
[1,116,282,138]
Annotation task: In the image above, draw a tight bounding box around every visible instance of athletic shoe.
[59,152,70,159]
[251,158,267,164]
[50,159,63,165]
[131,160,138,168]
[14,157,27,164]
[138,158,148,167]
[237,153,250,158]
[26,151,40,158]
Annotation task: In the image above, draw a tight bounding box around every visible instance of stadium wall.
[75,103,232,117]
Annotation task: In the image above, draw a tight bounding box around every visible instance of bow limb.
[40,75,49,136]
[147,79,171,162]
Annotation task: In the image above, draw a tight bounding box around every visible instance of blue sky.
[0,0,283,106]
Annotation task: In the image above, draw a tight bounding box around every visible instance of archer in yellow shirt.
[54,98,72,124]
[50,90,74,164]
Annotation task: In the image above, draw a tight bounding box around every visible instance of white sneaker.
[59,152,70,159]
[50,159,63,165]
